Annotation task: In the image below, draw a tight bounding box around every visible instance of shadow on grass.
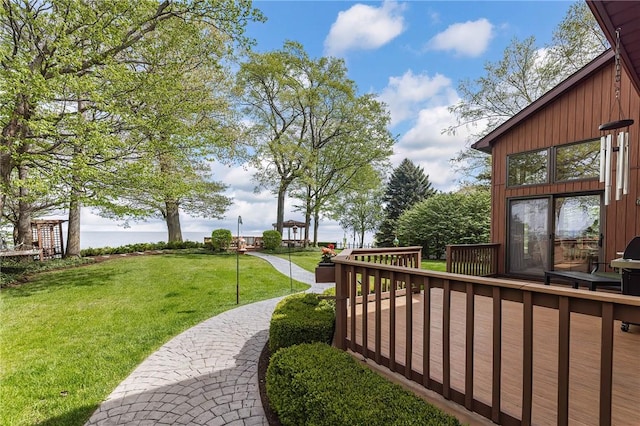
[1,268,122,298]
[35,405,100,426]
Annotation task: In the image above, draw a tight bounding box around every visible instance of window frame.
[506,148,550,188]
[552,138,601,183]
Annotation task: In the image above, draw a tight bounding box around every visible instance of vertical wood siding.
[491,61,640,274]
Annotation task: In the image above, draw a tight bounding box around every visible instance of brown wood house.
[471,2,640,278]
[330,4,640,425]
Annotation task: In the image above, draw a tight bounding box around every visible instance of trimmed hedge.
[267,342,461,426]
[262,230,282,250]
[80,240,204,256]
[211,228,232,251]
[269,293,335,353]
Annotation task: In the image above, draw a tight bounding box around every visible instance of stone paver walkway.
[86,251,332,425]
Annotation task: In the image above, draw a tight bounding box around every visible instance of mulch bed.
[258,342,282,426]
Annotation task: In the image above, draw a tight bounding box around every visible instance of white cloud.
[378,70,454,126]
[374,67,478,192]
[324,1,406,56]
[427,18,493,57]
[390,99,472,192]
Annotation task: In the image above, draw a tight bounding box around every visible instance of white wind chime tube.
[604,134,612,206]
[599,136,606,183]
[623,131,630,195]
[616,132,624,201]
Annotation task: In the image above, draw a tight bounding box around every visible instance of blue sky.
[81,0,579,246]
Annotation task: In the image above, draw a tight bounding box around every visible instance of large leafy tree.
[238,41,394,237]
[91,18,243,244]
[290,94,394,245]
[329,166,385,249]
[397,186,490,259]
[375,159,435,247]
[447,1,607,185]
[0,0,261,251]
[237,42,309,235]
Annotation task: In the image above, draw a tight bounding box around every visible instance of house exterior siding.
[488,59,640,276]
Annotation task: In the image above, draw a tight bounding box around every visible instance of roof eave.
[471,50,614,154]
[587,0,640,94]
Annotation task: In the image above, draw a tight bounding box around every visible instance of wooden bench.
[544,270,621,291]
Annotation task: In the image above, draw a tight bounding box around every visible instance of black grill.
[621,237,640,297]
[620,237,640,332]
[622,236,640,260]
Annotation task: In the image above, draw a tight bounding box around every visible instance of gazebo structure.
[273,219,308,247]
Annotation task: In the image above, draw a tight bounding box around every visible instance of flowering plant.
[320,244,336,264]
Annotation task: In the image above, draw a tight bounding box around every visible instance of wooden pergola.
[32,219,66,260]
[273,219,308,246]
[0,219,65,261]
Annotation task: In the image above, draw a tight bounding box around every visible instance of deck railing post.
[334,262,347,350]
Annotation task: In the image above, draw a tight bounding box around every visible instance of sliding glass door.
[508,194,602,276]
[553,195,601,272]
[508,198,550,276]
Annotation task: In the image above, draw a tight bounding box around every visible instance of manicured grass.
[275,249,325,273]
[421,259,447,272]
[0,253,309,426]
[276,250,447,273]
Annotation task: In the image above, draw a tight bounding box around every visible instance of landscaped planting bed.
[263,291,460,426]
[266,342,462,426]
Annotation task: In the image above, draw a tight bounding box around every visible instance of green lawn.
[276,249,325,272]
[421,259,447,272]
[276,249,447,273]
[0,253,309,426]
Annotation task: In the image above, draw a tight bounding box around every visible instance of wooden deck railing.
[332,250,640,426]
[446,243,499,276]
[345,246,422,268]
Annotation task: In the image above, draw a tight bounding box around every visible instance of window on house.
[507,149,548,186]
[555,139,600,182]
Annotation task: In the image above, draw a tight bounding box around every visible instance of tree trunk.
[165,201,183,242]
[313,210,320,246]
[1,96,32,220]
[303,189,312,247]
[66,194,81,257]
[276,182,287,235]
[16,164,33,247]
[67,101,85,257]
[0,144,11,220]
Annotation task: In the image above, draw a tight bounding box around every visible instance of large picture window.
[507,149,548,186]
[555,139,600,181]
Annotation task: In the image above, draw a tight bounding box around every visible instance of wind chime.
[599,28,634,206]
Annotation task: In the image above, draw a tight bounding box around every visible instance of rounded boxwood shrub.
[269,293,335,353]
[262,230,282,250]
[266,342,461,426]
[211,229,232,251]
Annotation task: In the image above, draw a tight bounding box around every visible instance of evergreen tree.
[375,159,435,246]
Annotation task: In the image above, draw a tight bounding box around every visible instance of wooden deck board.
[347,289,640,425]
